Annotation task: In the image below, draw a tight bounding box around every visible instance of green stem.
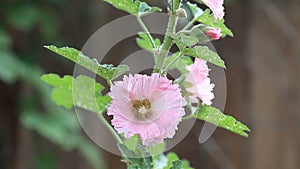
[97,113,123,144]
[182,99,196,121]
[154,1,180,73]
[162,52,182,75]
[136,16,156,49]
[182,18,196,31]
[107,80,112,86]
[182,114,193,121]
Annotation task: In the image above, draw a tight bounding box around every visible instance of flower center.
[131,99,151,119]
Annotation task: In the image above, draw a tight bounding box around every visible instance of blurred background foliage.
[0,0,106,169]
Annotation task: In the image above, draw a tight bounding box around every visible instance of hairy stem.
[154,0,181,73]
[182,18,196,31]
[162,52,182,75]
[98,113,123,144]
[136,16,157,49]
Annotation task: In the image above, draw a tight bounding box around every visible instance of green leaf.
[120,135,163,157]
[0,51,26,84]
[153,155,168,169]
[172,33,199,49]
[21,68,106,169]
[44,45,129,81]
[138,2,161,16]
[0,28,12,50]
[73,75,111,113]
[136,32,161,51]
[170,160,182,169]
[172,0,181,11]
[188,25,212,43]
[181,160,194,169]
[172,25,212,51]
[164,153,179,169]
[103,0,161,16]
[193,105,250,137]
[21,103,106,169]
[118,144,153,169]
[182,46,226,68]
[21,109,80,150]
[195,9,233,37]
[123,135,140,151]
[39,12,60,41]
[34,151,58,169]
[148,142,165,156]
[164,153,194,169]
[186,1,204,19]
[171,35,186,51]
[164,52,193,74]
[41,74,111,112]
[78,140,107,169]
[41,74,74,109]
[6,3,40,31]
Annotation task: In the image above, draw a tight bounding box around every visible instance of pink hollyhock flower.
[107,73,186,146]
[205,27,222,40]
[184,59,215,105]
[201,0,225,21]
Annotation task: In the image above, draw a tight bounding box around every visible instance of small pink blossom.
[184,59,215,105]
[205,27,222,40]
[107,73,186,146]
[202,0,225,21]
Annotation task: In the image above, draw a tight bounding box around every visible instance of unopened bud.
[175,8,187,18]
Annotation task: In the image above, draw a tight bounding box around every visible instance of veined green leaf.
[73,75,111,113]
[173,33,199,49]
[193,105,250,137]
[195,9,233,37]
[171,34,186,51]
[103,0,161,16]
[136,32,161,51]
[170,160,182,169]
[41,74,111,113]
[164,153,194,169]
[182,46,226,68]
[172,25,213,52]
[44,45,129,81]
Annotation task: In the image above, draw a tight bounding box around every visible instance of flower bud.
[175,8,187,18]
[205,27,222,40]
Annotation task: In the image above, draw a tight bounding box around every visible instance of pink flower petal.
[184,59,215,105]
[202,0,225,21]
[107,73,186,146]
